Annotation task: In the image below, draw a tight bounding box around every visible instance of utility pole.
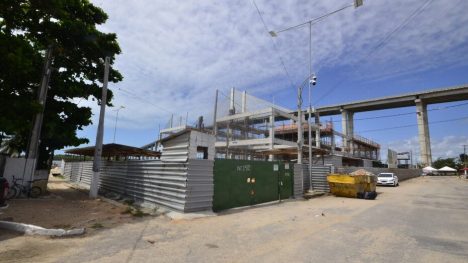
[297,86,303,164]
[464,145,467,177]
[26,45,53,180]
[410,150,413,168]
[90,56,110,198]
[213,89,218,136]
[308,22,313,190]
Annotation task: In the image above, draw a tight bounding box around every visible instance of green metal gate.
[213,159,293,211]
[278,161,293,199]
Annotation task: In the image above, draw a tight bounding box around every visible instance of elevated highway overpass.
[299,84,468,166]
[312,84,468,116]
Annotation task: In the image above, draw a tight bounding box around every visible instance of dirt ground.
[0,176,142,231]
[1,176,468,263]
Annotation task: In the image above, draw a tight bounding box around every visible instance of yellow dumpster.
[364,175,377,192]
[327,173,377,199]
[327,174,366,198]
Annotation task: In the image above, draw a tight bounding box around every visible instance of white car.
[377,173,399,187]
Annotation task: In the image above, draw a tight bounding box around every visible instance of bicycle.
[5,176,42,199]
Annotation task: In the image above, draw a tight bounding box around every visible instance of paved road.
[1,176,468,263]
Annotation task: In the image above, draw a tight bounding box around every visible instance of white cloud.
[384,135,468,163]
[84,0,468,131]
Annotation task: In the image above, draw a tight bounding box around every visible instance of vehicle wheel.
[396,182,399,187]
[6,187,17,200]
[29,186,42,198]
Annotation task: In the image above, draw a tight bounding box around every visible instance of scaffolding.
[151,87,380,164]
[212,88,380,163]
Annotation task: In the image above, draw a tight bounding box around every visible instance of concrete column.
[331,131,336,154]
[241,91,247,113]
[415,99,432,166]
[348,112,354,154]
[269,110,275,150]
[229,87,235,115]
[241,91,248,141]
[341,111,347,153]
[341,110,354,153]
[314,112,321,148]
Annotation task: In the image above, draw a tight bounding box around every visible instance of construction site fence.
[293,164,332,197]
[63,159,213,212]
[292,165,420,197]
[335,167,421,181]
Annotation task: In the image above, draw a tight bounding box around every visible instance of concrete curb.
[166,210,216,220]
[0,221,85,237]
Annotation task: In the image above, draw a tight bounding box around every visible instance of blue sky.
[65,0,468,162]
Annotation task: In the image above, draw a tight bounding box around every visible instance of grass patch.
[120,205,150,217]
[131,209,149,217]
[123,199,135,205]
[121,206,133,214]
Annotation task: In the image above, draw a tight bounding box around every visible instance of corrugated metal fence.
[63,161,93,186]
[310,166,332,193]
[63,159,213,212]
[293,164,332,197]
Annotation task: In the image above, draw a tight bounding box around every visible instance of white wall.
[3,158,35,186]
[188,131,216,160]
[2,157,49,186]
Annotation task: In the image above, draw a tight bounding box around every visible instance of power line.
[274,3,354,34]
[115,88,196,126]
[251,0,296,89]
[357,114,468,134]
[314,0,434,104]
[361,0,434,61]
[116,88,173,115]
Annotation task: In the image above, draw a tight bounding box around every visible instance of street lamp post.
[113,106,125,143]
[269,1,364,188]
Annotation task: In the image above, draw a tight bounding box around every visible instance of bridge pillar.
[415,99,432,166]
[341,110,354,153]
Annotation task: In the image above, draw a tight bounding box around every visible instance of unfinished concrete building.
[208,88,379,166]
[149,88,380,166]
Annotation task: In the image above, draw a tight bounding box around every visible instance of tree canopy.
[432,156,466,171]
[432,158,457,170]
[0,0,122,168]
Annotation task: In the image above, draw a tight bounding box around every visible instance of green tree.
[455,153,467,171]
[0,0,122,168]
[372,160,387,168]
[432,158,457,169]
[459,154,467,165]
